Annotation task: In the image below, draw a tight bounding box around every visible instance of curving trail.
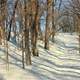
[0,33,80,80]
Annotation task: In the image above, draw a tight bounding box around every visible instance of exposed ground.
[0,33,80,80]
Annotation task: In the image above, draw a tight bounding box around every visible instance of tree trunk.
[31,0,39,56]
[24,0,31,65]
[44,0,52,49]
[52,0,55,42]
[7,0,18,41]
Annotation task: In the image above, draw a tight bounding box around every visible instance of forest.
[0,0,80,80]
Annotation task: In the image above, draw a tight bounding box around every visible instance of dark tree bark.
[44,0,52,49]
[24,0,31,65]
[31,0,39,56]
[7,0,18,41]
[52,0,55,42]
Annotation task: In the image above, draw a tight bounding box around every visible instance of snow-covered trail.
[0,33,80,80]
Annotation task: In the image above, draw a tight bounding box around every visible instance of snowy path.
[0,33,80,80]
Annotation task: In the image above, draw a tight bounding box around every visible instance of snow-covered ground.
[0,33,80,80]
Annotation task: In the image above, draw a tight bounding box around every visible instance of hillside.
[0,33,80,80]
